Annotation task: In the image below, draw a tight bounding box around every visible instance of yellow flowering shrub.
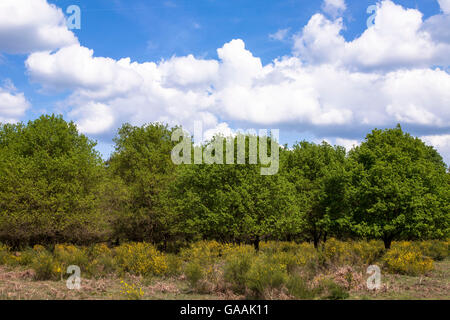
[383,241,434,275]
[323,238,352,265]
[245,256,288,298]
[120,280,144,300]
[223,246,256,293]
[53,244,90,274]
[87,243,115,277]
[32,250,62,280]
[114,242,168,276]
[0,244,12,264]
[323,239,385,266]
[416,240,449,261]
[179,240,226,265]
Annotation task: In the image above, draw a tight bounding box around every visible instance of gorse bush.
[223,246,255,293]
[417,240,449,261]
[113,242,168,277]
[322,238,385,267]
[32,250,62,281]
[383,242,434,275]
[245,256,288,298]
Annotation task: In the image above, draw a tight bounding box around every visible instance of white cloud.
[421,134,450,164]
[295,0,450,71]
[0,80,30,123]
[322,0,347,17]
[18,0,450,164]
[269,28,290,41]
[0,0,78,54]
[68,102,115,135]
[438,0,450,14]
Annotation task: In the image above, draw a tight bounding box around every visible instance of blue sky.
[0,0,449,163]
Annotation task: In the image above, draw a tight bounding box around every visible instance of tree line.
[0,115,448,250]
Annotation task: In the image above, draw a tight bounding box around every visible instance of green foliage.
[282,141,350,247]
[349,125,449,248]
[223,247,255,293]
[170,133,300,246]
[32,250,62,280]
[417,240,449,261]
[184,261,204,288]
[108,123,179,243]
[319,279,350,300]
[286,274,318,299]
[245,255,288,298]
[0,115,108,246]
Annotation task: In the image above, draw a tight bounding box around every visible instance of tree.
[348,125,449,249]
[0,115,107,246]
[107,123,179,244]
[282,141,350,248]
[169,133,301,249]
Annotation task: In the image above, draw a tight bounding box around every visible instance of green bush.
[223,249,255,293]
[32,250,61,281]
[245,257,288,298]
[184,261,203,288]
[286,274,317,299]
[319,280,349,300]
[418,240,448,261]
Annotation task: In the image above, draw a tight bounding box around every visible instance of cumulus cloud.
[294,0,450,71]
[0,80,30,123]
[0,0,78,54]
[18,0,450,163]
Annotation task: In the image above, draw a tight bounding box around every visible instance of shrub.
[383,242,434,275]
[184,261,203,289]
[87,243,115,277]
[179,241,226,265]
[165,253,183,276]
[245,257,288,298]
[32,250,62,280]
[114,242,168,277]
[0,244,11,265]
[286,274,317,299]
[319,279,349,300]
[223,248,255,293]
[350,240,385,265]
[417,240,448,261]
[54,244,90,273]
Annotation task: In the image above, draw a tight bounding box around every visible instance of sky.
[0,0,449,164]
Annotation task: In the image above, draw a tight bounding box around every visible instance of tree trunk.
[383,237,392,249]
[313,236,319,249]
[253,236,260,251]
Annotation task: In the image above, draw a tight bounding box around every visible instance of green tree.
[0,115,107,246]
[169,134,301,249]
[107,123,179,244]
[348,125,449,249]
[282,141,350,248]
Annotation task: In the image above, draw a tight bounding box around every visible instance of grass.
[0,258,448,300]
